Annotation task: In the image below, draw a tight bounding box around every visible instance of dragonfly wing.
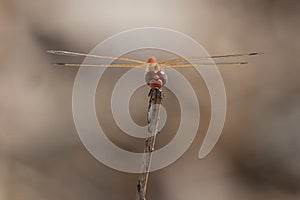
[159,52,263,64]
[162,62,248,68]
[54,63,146,69]
[47,50,148,65]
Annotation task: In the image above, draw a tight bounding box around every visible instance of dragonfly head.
[147,57,160,71]
[148,57,157,64]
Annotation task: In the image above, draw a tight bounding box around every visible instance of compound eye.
[145,71,156,84]
[157,71,167,85]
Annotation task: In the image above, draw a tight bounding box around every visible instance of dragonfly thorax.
[146,57,161,72]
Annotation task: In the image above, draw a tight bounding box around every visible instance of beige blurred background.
[1,0,300,199]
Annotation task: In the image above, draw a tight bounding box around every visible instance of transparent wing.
[163,61,248,68]
[47,50,148,64]
[159,52,263,64]
[54,63,146,69]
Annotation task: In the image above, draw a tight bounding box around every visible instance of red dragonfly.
[48,50,262,91]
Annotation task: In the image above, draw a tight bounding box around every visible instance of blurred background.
[1,0,300,199]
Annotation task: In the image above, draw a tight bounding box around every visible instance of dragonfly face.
[145,70,167,89]
[145,57,167,89]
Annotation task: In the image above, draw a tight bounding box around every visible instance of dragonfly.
[48,50,262,92]
[47,49,262,200]
[48,49,262,129]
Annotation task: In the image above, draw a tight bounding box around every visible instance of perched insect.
[48,50,262,92]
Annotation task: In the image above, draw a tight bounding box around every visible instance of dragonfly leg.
[147,89,154,130]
